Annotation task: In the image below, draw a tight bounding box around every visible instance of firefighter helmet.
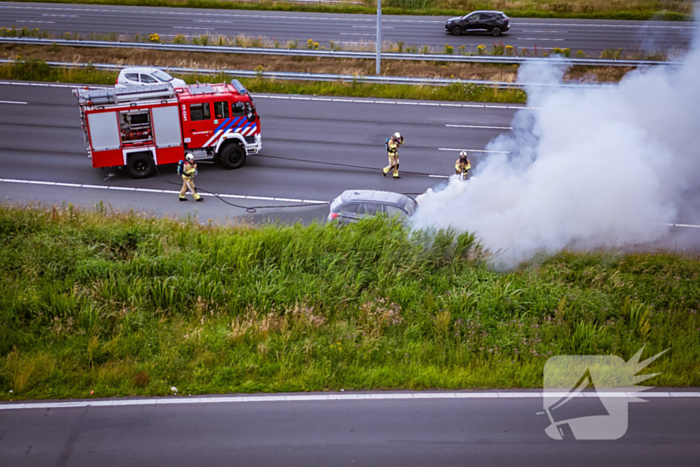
[459,151,468,158]
[393,132,402,140]
[185,153,194,162]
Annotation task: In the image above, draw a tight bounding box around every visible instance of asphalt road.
[1,391,699,466]
[0,2,694,55]
[0,80,520,223]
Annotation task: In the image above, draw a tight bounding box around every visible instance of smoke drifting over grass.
[412,17,700,265]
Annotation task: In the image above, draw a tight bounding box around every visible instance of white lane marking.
[428,175,450,179]
[15,20,54,24]
[2,391,698,411]
[339,33,375,36]
[517,38,566,41]
[0,100,27,105]
[173,26,214,30]
[519,30,568,33]
[446,124,513,130]
[0,178,328,205]
[439,148,511,154]
[42,14,79,17]
[660,223,700,229]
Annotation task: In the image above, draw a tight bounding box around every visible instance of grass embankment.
[1,44,634,84]
[1,205,698,400]
[7,0,695,21]
[0,59,529,104]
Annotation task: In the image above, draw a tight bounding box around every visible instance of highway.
[0,81,520,223]
[0,2,694,55]
[1,391,699,466]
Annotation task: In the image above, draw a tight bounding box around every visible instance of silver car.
[328,190,417,224]
[115,67,187,90]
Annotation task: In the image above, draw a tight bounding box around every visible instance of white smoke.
[411,15,700,265]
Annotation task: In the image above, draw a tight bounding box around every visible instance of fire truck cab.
[73,80,261,178]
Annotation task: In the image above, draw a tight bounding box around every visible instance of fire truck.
[73,80,261,178]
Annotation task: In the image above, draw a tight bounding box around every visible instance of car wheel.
[451,25,462,36]
[219,143,246,170]
[491,26,502,37]
[126,152,155,179]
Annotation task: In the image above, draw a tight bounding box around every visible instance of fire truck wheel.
[219,143,246,170]
[126,152,155,179]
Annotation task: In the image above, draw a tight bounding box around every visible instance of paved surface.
[1,391,699,466]
[0,80,520,223]
[0,2,694,55]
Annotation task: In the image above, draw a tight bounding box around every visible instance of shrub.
[477,44,486,55]
[444,44,453,54]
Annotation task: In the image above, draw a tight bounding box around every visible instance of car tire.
[451,25,462,36]
[126,152,155,179]
[491,26,502,37]
[219,142,246,170]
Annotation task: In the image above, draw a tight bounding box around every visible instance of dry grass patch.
[1,44,636,83]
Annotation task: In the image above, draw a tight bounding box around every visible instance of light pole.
[376,0,381,75]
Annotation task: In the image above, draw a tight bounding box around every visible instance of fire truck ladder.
[73,83,176,105]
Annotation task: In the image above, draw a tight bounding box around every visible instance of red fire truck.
[73,80,261,178]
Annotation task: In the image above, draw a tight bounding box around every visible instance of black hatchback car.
[445,10,510,37]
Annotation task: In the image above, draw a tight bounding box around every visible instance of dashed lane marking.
[1,391,699,411]
[439,148,511,154]
[0,100,27,105]
[0,178,328,205]
[446,124,513,130]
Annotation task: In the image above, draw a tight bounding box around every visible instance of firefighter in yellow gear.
[179,153,203,202]
[455,151,471,181]
[382,132,404,179]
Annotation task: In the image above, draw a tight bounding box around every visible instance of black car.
[445,10,510,37]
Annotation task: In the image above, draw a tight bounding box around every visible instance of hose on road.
[153,165,330,214]
[251,153,448,178]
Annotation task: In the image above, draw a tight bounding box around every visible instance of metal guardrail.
[0,37,678,68]
[0,59,609,88]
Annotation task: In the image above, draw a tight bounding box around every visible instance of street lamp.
[376,0,381,75]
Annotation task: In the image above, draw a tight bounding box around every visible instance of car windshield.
[151,70,173,82]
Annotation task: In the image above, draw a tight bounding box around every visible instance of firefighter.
[179,153,203,202]
[382,132,404,179]
[455,151,471,181]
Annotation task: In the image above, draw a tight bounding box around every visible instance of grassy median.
[0,204,698,400]
[1,43,636,84]
[0,58,529,104]
[6,0,695,21]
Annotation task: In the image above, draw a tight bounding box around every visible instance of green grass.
[4,0,694,21]
[1,204,698,400]
[0,59,528,104]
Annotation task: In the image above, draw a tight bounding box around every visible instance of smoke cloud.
[411,16,700,265]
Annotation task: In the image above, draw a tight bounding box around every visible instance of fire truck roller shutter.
[151,105,184,165]
[88,111,121,152]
